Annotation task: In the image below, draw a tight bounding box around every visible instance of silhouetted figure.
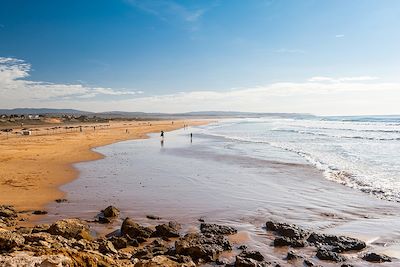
[190,133,193,143]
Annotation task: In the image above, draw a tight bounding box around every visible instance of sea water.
[202,116,400,202]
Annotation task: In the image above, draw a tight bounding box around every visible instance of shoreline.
[0,120,210,212]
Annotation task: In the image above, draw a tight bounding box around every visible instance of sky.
[0,0,400,115]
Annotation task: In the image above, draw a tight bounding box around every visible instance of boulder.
[98,240,118,255]
[0,205,17,218]
[133,255,195,267]
[273,237,305,247]
[153,221,181,238]
[266,221,308,240]
[362,252,391,263]
[103,206,119,218]
[48,219,91,240]
[121,218,154,240]
[0,230,25,251]
[316,248,346,262]
[307,233,366,252]
[175,233,231,262]
[200,223,237,235]
[238,250,264,261]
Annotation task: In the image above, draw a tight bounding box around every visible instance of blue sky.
[1,0,400,114]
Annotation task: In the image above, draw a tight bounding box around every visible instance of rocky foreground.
[0,205,394,266]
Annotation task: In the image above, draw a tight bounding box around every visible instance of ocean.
[203,116,400,202]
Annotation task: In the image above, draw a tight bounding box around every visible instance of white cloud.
[0,57,140,104]
[308,76,379,83]
[335,34,344,38]
[1,57,400,116]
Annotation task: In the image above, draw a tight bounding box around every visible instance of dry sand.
[0,120,209,211]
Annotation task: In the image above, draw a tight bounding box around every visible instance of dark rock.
[0,230,25,251]
[98,216,111,224]
[32,210,48,215]
[48,219,91,240]
[32,224,50,233]
[235,255,267,267]
[200,223,237,235]
[0,205,17,218]
[175,233,232,262]
[266,221,308,240]
[98,240,118,254]
[307,233,366,252]
[286,250,301,261]
[146,215,161,220]
[102,205,119,217]
[110,236,128,249]
[238,250,264,261]
[316,248,346,262]
[121,217,154,240]
[55,198,68,203]
[273,237,305,247]
[341,264,355,267]
[362,252,392,262]
[238,244,248,250]
[153,221,181,238]
[303,259,315,266]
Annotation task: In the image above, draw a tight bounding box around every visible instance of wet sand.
[39,125,400,265]
[0,120,209,211]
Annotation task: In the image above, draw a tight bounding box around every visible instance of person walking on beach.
[190,133,193,143]
[160,130,164,139]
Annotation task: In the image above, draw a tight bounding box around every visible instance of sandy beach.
[0,120,209,211]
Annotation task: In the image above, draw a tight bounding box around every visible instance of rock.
[238,250,264,261]
[0,252,72,267]
[175,233,232,262]
[146,215,161,220]
[48,219,91,240]
[200,223,237,235]
[55,199,67,203]
[103,206,119,218]
[32,224,50,233]
[265,221,308,240]
[0,205,17,218]
[99,240,118,255]
[362,252,392,262]
[133,255,195,267]
[121,218,154,240]
[97,216,111,224]
[273,237,305,247]
[32,210,48,215]
[286,250,301,261]
[235,255,268,267]
[303,259,315,266]
[0,230,25,251]
[110,236,128,249]
[316,248,346,262]
[307,233,366,252]
[153,221,181,238]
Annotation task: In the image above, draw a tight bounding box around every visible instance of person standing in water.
[160,130,165,147]
[190,133,193,143]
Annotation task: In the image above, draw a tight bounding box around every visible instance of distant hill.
[0,108,314,119]
[0,108,92,115]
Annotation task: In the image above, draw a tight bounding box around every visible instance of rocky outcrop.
[0,230,24,251]
[200,223,237,235]
[175,233,231,262]
[48,219,91,240]
[153,221,181,238]
[307,233,366,252]
[362,252,392,262]
[103,205,120,218]
[121,218,154,240]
